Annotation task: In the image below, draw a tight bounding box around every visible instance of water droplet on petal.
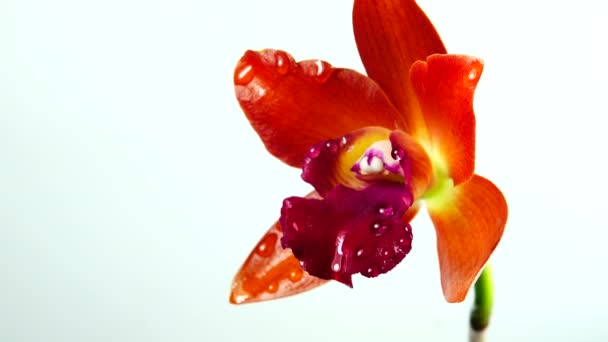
[288,268,304,282]
[313,59,333,83]
[391,147,405,161]
[468,69,477,80]
[267,281,279,293]
[363,267,379,277]
[308,146,320,158]
[371,222,390,236]
[275,51,290,75]
[378,206,394,217]
[404,224,412,236]
[324,140,338,153]
[331,248,343,273]
[255,233,277,257]
[356,248,364,257]
[235,63,254,85]
[382,248,393,258]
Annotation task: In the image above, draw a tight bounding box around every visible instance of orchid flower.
[230,0,507,306]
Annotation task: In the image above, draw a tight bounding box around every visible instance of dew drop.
[288,268,304,282]
[391,147,405,161]
[313,59,333,83]
[378,206,394,217]
[275,51,290,75]
[468,69,477,80]
[382,249,393,258]
[308,146,321,158]
[356,248,364,257]
[371,222,390,235]
[364,267,379,277]
[331,250,343,273]
[255,233,278,257]
[324,140,338,153]
[267,281,279,293]
[404,224,412,237]
[235,63,254,85]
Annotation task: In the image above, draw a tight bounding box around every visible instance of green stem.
[470,264,493,332]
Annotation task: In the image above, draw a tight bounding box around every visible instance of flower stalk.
[470,264,493,339]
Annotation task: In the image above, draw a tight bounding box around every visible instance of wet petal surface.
[235,49,401,167]
[230,194,328,305]
[280,182,413,287]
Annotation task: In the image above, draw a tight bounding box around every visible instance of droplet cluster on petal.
[280,181,413,287]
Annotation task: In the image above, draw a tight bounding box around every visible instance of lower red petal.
[230,194,328,304]
[426,175,507,302]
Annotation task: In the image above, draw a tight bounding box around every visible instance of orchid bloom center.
[351,140,402,177]
[279,127,417,287]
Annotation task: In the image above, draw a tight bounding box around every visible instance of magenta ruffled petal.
[301,137,344,197]
[279,181,414,287]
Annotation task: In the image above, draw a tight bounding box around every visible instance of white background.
[1,0,607,341]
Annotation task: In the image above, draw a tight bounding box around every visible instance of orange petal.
[230,210,327,304]
[410,54,482,185]
[402,200,421,225]
[235,49,402,168]
[425,175,507,303]
[353,0,446,135]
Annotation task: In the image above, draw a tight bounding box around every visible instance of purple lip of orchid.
[279,133,415,287]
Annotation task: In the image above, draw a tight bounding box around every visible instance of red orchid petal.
[281,182,413,286]
[389,130,432,199]
[425,175,507,303]
[353,0,446,135]
[410,54,482,185]
[235,49,402,167]
[230,203,328,304]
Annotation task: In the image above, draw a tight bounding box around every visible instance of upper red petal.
[353,0,446,135]
[410,54,482,185]
[235,49,402,167]
[425,175,507,303]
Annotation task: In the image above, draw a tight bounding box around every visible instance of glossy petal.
[425,175,507,303]
[230,204,328,304]
[280,182,413,287]
[410,54,482,185]
[235,49,402,167]
[353,0,446,135]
